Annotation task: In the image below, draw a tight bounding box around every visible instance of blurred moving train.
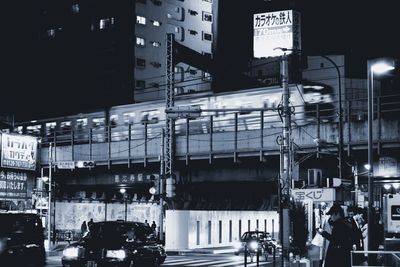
[10,84,335,143]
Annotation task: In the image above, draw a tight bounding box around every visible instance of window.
[229,220,232,242]
[151,41,161,47]
[123,112,135,125]
[248,220,251,231]
[136,80,146,89]
[76,118,88,129]
[151,0,162,6]
[264,219,267,232]
[92,118,105,128]
[196,221,200,245]
[71,3,80,14]
[219,220,222,243]
[47,29,56,38]
[26,125,41,136]
[151,20,161,27]
[136,58,146,68]
[203,0,212,2]
[136,15,146,25]
[150,62,161,68]
[202,71,211,81]
[60,121,71,133]
[136,37,145,47]
[202,32,213,41]
[188,29,198,35]
[202,11,212,22]
[45,122,56,136]
[99,18,115,29]
[256,219,259,230]
[239,220,242,238]
[208,221,212,244]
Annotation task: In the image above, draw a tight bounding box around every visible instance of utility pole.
[159,129,165,242]
[165,33,176,197]
[280,52,291,266]
[47,143,52,250]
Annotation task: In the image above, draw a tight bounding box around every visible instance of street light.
[366,58,394,261]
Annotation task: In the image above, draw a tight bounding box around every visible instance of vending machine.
[383,193,400,235]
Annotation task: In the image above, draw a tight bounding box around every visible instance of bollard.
[244,243,247,267]
[256,248,259,267]
[273,244,276,267]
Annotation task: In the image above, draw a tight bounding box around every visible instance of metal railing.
[351,250,400,267]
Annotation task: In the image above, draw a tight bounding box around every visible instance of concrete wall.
[55,201,160,232]
[165,210,279,250]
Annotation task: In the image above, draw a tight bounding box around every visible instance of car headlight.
[106,249,126,259]
[63,247,79,258]
[249,241,258,250]
[233,242,242,250]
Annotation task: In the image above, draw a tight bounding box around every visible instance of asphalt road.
[47,254,279,267]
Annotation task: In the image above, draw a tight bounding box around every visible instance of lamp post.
[44,143,53,250]
[366,58,394,262]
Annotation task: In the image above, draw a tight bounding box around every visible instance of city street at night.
[2,1,400,267]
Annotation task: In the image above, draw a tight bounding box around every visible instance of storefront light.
[383,184,392,190]
[393,183,400,190]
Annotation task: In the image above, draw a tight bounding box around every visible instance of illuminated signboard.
[253,10,301,58]
[0,170,28,198]
[1,133,38,171]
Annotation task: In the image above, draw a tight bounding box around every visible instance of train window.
[110,115,118,127]
[60,121,71,132]
[26,125,42,136]
[14,126,23,134]
[45,122,56,136]
[92,118,105,128]
[123,112,135,125]
[76,118,87,129]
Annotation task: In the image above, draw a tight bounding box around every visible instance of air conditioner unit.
[307,169,322,187]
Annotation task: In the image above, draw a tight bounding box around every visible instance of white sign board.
[378,157,398,177]
[57,161,75,169]
[253,10,301,58]
[1,133,37,170]
[292,188,336,202]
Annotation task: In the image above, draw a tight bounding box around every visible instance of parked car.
[62,220,166,267]
[0,212,46,267]
[234,231,275,261]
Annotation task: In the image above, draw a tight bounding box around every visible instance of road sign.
[56,161,75,169]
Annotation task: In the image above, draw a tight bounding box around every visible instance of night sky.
[2,0,400,122]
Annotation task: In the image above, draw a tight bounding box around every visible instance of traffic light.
[76,161,95,168]
[149,178,161,195]
[165,177,176,198]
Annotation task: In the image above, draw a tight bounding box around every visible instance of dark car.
[0,212,46,267]
[233,231,275,261]
[62,220,166,267]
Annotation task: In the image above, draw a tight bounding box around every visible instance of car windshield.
[0,214,43,243]
[241,231,269,240]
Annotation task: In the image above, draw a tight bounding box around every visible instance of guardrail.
[351,250,400,267]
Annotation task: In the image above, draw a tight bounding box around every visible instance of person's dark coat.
[321,218,353,267]
[347,217,365,265]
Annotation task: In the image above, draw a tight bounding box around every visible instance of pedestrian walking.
[81,221,88,235]
[88,218,94,228]
[151,221,157,233]
[347,207,366,265]
[144,220,150,226]
[318,203,353,267]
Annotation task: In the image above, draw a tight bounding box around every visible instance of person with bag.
[318,203,353,267]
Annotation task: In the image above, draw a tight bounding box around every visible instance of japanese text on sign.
[0,170,27,198]
[1,133,37,170]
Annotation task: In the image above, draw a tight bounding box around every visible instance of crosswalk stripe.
[212,260,270,267]
[163,259,211,265]
[164,258,197,263]
[185,259,233,266]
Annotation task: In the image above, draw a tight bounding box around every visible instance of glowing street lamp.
[366,58,394,262]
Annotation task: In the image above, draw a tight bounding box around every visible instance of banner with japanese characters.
[0,170,28,198]
[253,10,301,58]
[1,133,37,170]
